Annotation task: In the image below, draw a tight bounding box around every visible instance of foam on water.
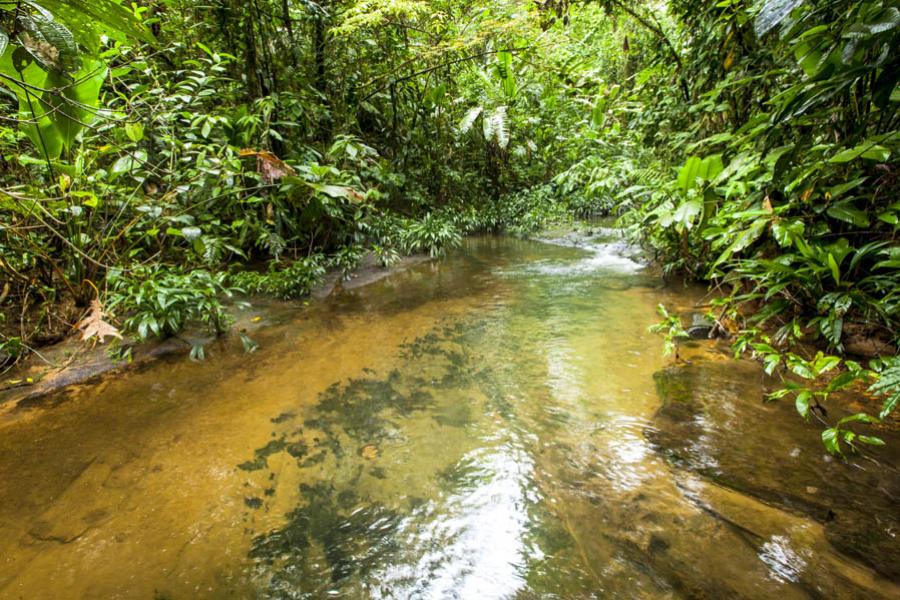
[528,230,645,276]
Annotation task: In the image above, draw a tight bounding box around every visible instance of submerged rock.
[685,313,716,339]
[647,359,900,582]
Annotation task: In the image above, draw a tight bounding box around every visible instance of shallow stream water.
[0,233,897,599]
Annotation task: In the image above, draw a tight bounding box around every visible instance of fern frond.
[458,106,483,136]
[870,358,900,419]
[482,108,494,141]
[490,105,509,149]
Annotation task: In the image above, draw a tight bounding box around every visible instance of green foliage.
[490,185,572,234]
[649,305,691,356]
[0,0,895,463]
[0,336,24,364]
[399,213,462,258]
[821,413,885,456]
[0,310,24,368]
[106,267,237,340]
[869,357,900,420]
[0,0,148,159]
[618,0,899,448]
[231,257,327,300]
[328,245,365,279]
[733,327,896,454]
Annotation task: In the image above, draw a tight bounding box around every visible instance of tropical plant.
[106,267,237,340]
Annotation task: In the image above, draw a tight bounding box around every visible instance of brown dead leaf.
[240,149,296,184]
[78,299,122,344]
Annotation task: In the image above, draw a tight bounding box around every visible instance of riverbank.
[0,253,430,413]
[0,223,608,409]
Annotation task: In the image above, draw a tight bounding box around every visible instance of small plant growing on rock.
[650,304,690,359]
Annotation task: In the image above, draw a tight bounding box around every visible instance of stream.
[0,232,898,599]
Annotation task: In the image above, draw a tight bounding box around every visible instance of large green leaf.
[0,44,106,158]
[826,200,870,227]
[712,218,768,268]
[0,44,60,158]
[828,140,892,163]
[672,198,702,229]
[826,176,867,198]
[18,12,79,74]
[27,0,155,46]
[772,219,804,247]
[676,154,724,193]
[755,0,804,37]
[591,96,607,129]
[697,154,724,181]
[842,9,900,39]
[43,59,108,151]
[496,51,516,99]
[677,156,701,193]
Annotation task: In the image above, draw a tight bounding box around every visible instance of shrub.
[231,256,327,300]
[106,267,237,340]
[399,213,463,257]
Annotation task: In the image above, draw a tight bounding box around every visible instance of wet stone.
[647,358,900,581]
[685,313,715,339]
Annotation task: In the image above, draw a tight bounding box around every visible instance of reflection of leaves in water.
[435,456,493,493]
[243,318,498,593]
[398,322,467,361]
[306,371,433,444]
[242,312,601,596]
[649,363,900,582]
[520,503,582,592]
[250,482,404,596]
[399,331,442,360]
[473,366,515,419]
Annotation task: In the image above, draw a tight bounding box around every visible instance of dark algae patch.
[249,482,404,595]
[238,439,289,472]
[239,319,503,594]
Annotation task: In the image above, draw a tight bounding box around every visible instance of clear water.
[0,234,897,599]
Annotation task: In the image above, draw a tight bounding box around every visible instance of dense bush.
[106,267,238,340]
[231,257,327,300]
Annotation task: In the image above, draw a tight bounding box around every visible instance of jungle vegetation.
[0,0,897,450]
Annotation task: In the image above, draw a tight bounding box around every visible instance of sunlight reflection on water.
[2,236,898,599]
